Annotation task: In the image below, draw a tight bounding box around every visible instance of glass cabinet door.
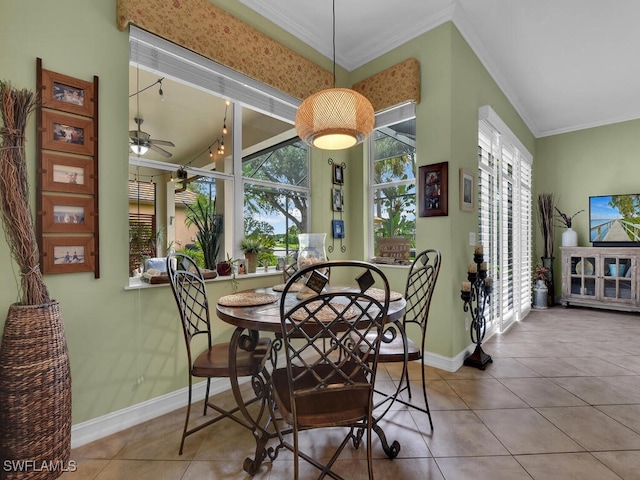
[603,256,633,300]
[569,255,596,298]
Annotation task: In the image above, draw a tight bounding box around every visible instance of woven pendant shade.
[295,87,374,150]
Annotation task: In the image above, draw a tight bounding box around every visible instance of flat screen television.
[589,194,640,246]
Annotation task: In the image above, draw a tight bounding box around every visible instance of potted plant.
[532,263,550,309]
[555,206,584,247]
[537,193,555,305]
[0,82,71,477]
[239,236,264,273]
[184,196,223,270]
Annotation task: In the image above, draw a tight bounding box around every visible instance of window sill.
[124,268,283,290]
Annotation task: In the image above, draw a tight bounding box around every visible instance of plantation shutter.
[478,106,532,332]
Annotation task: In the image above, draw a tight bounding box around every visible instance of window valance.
[116,0,420,110]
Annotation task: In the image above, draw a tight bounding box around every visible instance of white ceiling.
[239,0,640,138]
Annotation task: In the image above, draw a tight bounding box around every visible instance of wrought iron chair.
[369,249,441,429]
[271,260,392,480]
[166,253,272,454]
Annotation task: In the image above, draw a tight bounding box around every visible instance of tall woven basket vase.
[0,301,71,479]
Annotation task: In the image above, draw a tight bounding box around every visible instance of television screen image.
[589,194,640,244]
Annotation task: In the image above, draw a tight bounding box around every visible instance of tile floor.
[65,306,640,479]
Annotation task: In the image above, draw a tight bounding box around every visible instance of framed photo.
[333,164,344,185]
[419,162,448,217]
[41,68,94,117]
[41,110,94,156]
[332,187,344,212]
[41,194,95,233]
[41,152,94,195]
[332,219,345,239]
[459,168,476,212]
[42,236,94,274]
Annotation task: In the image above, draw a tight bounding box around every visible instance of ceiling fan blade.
[149,139,175,147]
[148,143,173,158]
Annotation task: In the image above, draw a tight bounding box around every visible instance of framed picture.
[41,110,94,156]
[332,219,345,238]
[419,162,448,217]
[42,236,94,274]
[333,164,344,185]
[41,194,95,233]
[41,152,94,195]
[459,168,476,212]
[332,187,344,211]
[41,68,94,117]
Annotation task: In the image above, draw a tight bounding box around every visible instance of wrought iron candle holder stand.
[460,251,493,370]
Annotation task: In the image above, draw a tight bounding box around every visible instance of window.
[369,104,416,260]
[127,27,307,278]
[478,106,532,333]
[242,137,310,259]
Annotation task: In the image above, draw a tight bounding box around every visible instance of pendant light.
[295,0,374,150]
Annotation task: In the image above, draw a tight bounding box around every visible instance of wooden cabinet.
[560,246,639,311]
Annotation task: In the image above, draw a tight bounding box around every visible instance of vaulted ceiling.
[130,0,640,166]
[239,0,640,138]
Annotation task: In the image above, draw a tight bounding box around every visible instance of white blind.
[478,107,532,332]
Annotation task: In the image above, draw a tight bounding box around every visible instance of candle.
[485,278,493,287]
[462,281,471,291]
[468,263,477,273]
[474,245,483,255]
[480,262,487,271]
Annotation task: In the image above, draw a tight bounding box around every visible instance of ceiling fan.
[129,117,175,157]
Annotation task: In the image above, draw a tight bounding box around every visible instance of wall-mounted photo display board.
[36,58,100,277]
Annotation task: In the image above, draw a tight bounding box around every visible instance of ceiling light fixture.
[295,0,374,150]
[130,143,149,156]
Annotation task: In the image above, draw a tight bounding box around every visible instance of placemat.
[218,292,277,307]
[365,288,403,302]
[272,282,304,292]
[291,301,357,322]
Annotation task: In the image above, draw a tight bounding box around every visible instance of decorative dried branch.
[537,193,555,259]
[554,206,584,229]
[0,81,50,305]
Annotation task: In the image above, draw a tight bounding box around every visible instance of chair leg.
[179,378,193,455]
[203,377,211,416]
[366,423,374,480]
[420,362,433,430]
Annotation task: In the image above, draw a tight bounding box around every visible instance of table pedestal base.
[464,344,492,370]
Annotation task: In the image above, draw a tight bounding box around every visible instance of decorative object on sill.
[0,80,71,479]
[460,246,493,370]
[297,233,328,299]
[555,206,583,247]
[294,0,374,150]
[216,261,232,276]
[239,236,265,274]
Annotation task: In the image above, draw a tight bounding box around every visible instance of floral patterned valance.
[116,0,420,109]
[351,58,420,112]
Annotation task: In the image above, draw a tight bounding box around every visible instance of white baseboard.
[70,377,238,449]
[71,345,475,448]
[422,344,476,372]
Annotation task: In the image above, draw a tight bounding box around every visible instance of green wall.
[5,0,629,436]
[535,119,640,296]
[348,23,535,358]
